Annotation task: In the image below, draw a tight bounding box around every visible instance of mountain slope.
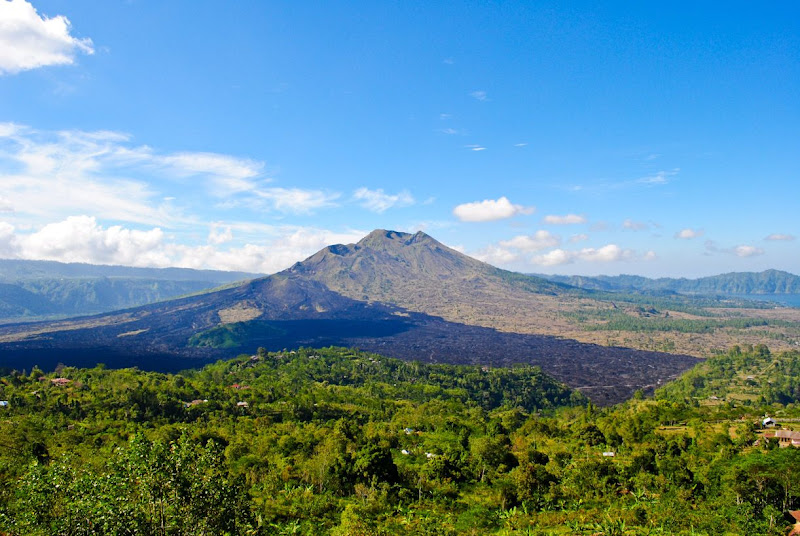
[289,229,580,333]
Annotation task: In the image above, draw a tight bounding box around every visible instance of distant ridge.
[0,258,262,322]
[536,269,800,295]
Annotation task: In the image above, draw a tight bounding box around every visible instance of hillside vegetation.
[0,258,258,323]
[540,269,800,295]
[2,346,800,535]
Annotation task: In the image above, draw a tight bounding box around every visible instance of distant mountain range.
[535,269,800,295]
[0,259,260,322]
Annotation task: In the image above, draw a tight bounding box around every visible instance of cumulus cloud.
[453,196,534,222]
[765,233,795,241]
[0,216,367,273]
[17,215,168,266]
[542,214,586,225]
[531,244,634,266]
[0,0,94,75]
[499,230,560,252]
[353,187,414,213]
[471,245,519,266]
[733,245,764,258]
[675,228,703,239]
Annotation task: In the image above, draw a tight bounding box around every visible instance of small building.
[763,417,777,428]
[602,452,616,457]
[184,399,208,408]
[401,449,409,455]
[403,427,415,435]
[236,401,249,408]
[0,401,8,407]
[51,378,72,387]
[762,430,800,448]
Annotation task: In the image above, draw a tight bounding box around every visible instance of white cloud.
[0,216,368,273]
[569,233,589,243]
[208,223,233,245]
[765,233,795,242]
[18,215,168,266]
[531,249,574,266]
[453,196,534,222]
[643,250,657,261]
[531,244,634,266]
[623,219,649,231]
[514,143,528,147]
[499,230,560,252]
[471,245,519,265]
[733,245,764,258]
[0,124,340,223]
[470,90,488,101]
[0,0,94,75]
[637,169,679,185]
[353,187,414,213]
[465,144,486,151]
[0,195,13,212]
[160,152,264,192]
[675,228,703,239]
[254,187,339,214]
[543,214,586,225]
[0,221,17,257]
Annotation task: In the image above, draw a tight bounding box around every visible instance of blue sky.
[0,1,797,277]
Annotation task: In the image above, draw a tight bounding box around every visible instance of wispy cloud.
[0,123,338,223]
[470,90,488,101]
[0,0,94,75]
[253,188,340,214]
[543,214,586,225]
[453,196,534,222]
[765,233,795,241]
[569,233,589,243]
[636,169,679,185]
[465,144,486,152]
[623,219,649,231]
[567,168,680,193]
[353,187,414,213]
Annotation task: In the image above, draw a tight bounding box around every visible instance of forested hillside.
[2,346,800,535]
[0,258,259,322]
[540,269,800,295]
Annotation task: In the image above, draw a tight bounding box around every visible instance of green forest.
[2,346,800,535]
